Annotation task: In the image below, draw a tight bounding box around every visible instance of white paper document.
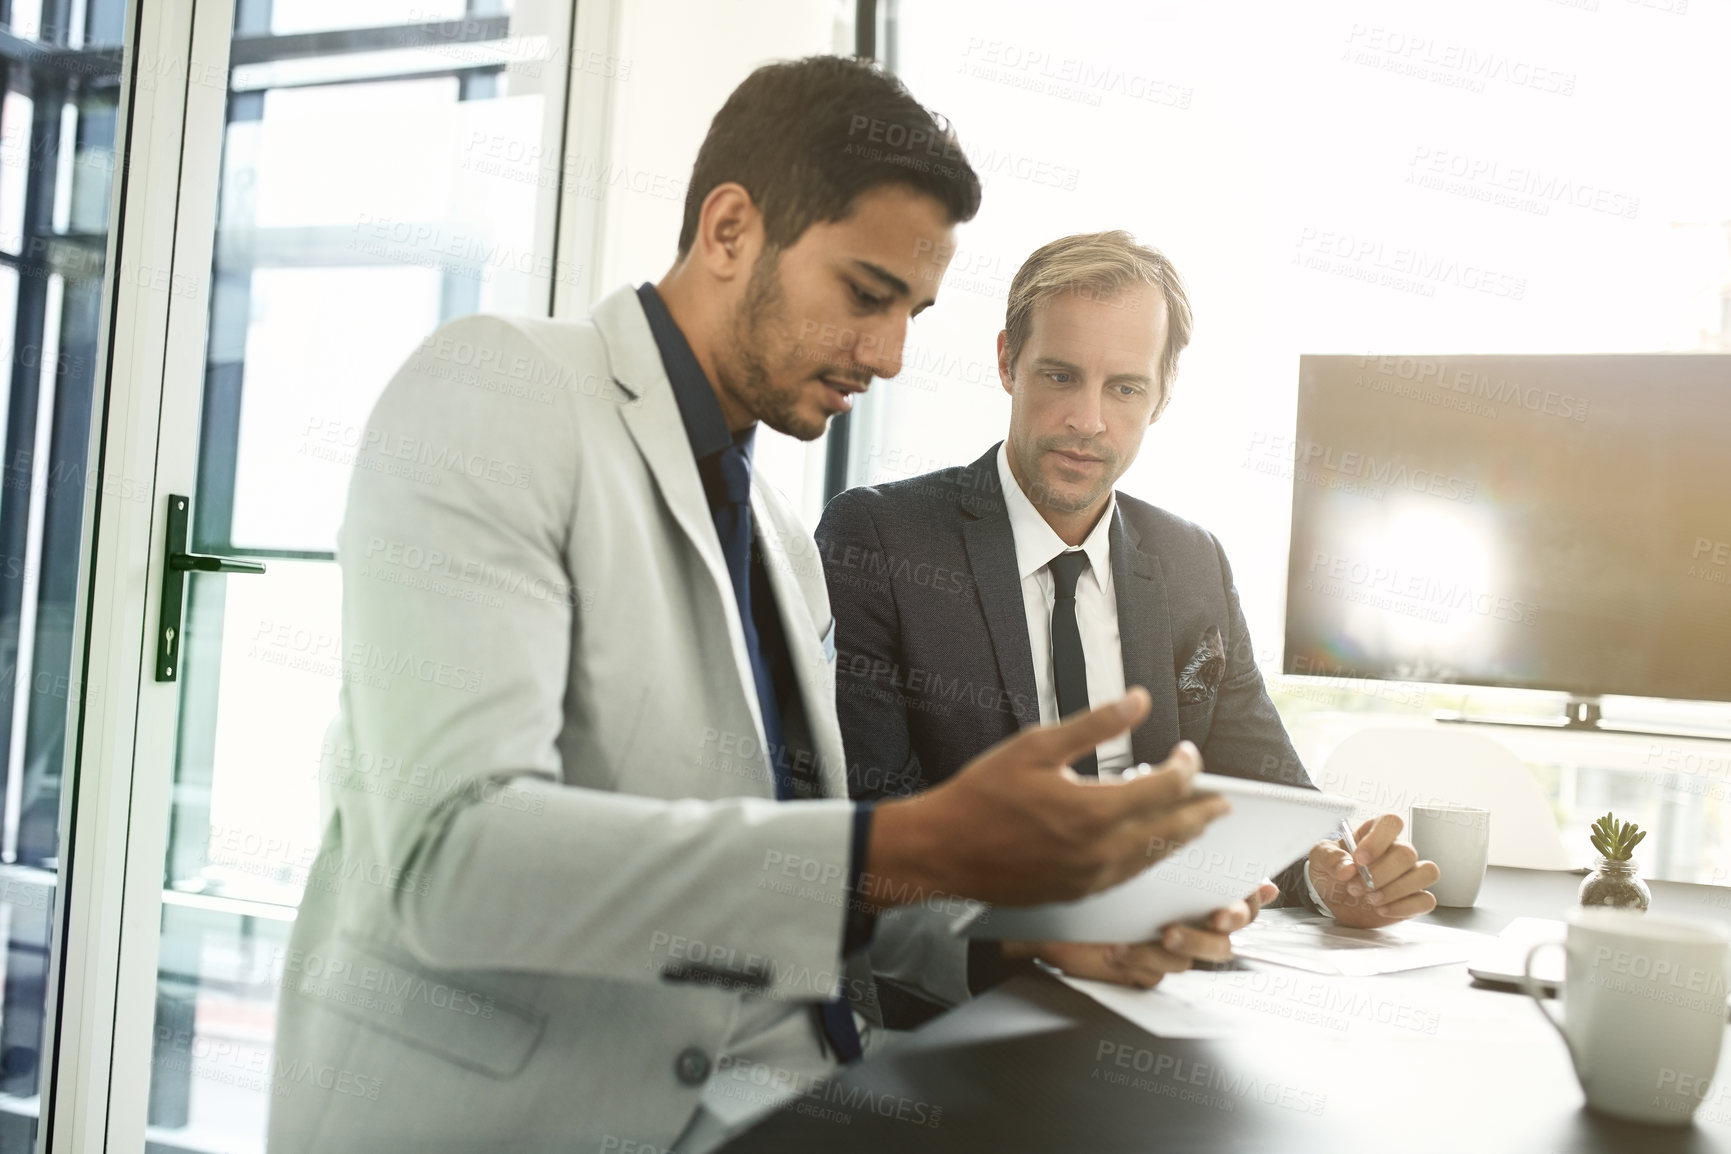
[1228,908,1492,976]
[1061,965,1548,1045]
[959,775,1355,942]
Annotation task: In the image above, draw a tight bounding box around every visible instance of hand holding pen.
[1306,814,1442,929]
[1337,819,1377,892]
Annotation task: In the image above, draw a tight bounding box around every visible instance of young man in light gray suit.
[267,63,1233,1154]
[819,232,1443,1020]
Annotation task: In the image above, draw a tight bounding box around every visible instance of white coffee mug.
[1409,805,1490,907]
[1521,908,1730,1125]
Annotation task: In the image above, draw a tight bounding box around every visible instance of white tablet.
[958,773,1356,943]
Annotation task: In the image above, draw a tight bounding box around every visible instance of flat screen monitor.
[1283,354,1731,703]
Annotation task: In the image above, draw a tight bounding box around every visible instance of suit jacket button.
[675,1046,711,1086]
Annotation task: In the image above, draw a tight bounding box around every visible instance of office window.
[145,4,571,1149]
[870,0,1731,879]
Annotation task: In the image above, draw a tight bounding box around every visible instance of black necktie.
[706,443,863,1062]
[1049,550,1097,776]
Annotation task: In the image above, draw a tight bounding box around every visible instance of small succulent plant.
[1588,813,1645,862]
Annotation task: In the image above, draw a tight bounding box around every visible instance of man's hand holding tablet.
[862,689,1232,912]
[996,746,1279,989]
[1002,877,1281,989]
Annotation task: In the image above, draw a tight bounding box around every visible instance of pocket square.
[1177,627,1226,705]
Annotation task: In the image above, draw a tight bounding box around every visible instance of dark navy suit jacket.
[816,441,1322,1011]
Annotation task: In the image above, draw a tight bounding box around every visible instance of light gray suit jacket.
[265,286,955,1154]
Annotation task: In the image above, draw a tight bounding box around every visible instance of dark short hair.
[677,55,982,257]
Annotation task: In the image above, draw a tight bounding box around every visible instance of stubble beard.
[719,252,827,442]
[1016,435,1120,515]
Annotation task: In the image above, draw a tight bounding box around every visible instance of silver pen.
[1337,820,1376,891]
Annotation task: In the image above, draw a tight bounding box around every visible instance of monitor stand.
[1436,695,1731,743]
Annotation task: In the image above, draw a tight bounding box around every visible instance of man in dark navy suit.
[819,231,1440,1017]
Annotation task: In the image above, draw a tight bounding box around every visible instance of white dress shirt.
[996,442,1134,775]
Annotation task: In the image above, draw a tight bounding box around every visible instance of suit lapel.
[1111,509,1180,764]
[959,447,1041,731]
[594,287,768,756]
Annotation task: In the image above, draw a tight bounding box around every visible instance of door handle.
[155,494,266,682]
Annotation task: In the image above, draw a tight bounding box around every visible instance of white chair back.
[1315,726,1573,870]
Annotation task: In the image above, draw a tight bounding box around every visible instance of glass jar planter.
[1578,856,1651,912]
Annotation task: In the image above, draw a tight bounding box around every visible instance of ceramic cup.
[1409,804,1490,907]
[1522,908,1730,1125]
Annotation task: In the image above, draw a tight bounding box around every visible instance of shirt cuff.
[1302,862,1337,919]
[841,802,878,956]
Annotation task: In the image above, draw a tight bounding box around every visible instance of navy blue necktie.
[709,442,796,802]
[707,443,863,1061]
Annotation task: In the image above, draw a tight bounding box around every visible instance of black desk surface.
[723,867,1731,1153]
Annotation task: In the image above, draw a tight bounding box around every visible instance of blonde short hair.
[1002,230,1193,413]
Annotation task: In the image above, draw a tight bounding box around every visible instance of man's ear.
[693,181,760,283]
[996,330,1013,397]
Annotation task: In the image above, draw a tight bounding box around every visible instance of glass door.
[92,2,580,1150]
[0,0,128,1148]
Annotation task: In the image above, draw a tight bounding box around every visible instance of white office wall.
[869,0,1731,689]
[561,0,854,524]
[589,0,845,289]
